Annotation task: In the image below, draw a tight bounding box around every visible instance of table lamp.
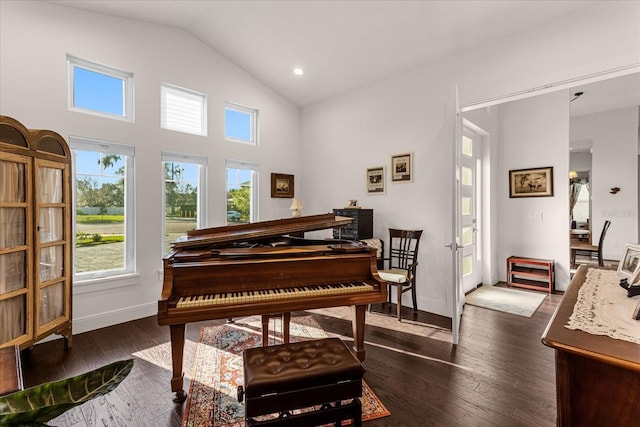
[289,198,303,217]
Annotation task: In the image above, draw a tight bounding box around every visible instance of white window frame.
[225,159,259,223]
[70,136,136,284]
[225,102,258,145]
[67,55,134,122]
[161,151,207,256]
[161,83,208,136]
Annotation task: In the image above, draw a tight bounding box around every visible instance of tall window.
[71,137,135,280]
[161,83,207,136]
[162,152,207,254]
[67,55,134,122]
[226,160,259,224]
[225,102,258,145]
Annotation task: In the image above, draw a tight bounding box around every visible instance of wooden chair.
[571,220,611,268]
[377,228,423,321]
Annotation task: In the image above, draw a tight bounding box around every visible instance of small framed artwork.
[391,152,412,183]
[618,243,640,284]
[366,166,385,194]
[270,173,294,198]
[509,166,553,198]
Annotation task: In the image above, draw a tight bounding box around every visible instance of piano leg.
[170,324,187,403]
[352,305,366,362]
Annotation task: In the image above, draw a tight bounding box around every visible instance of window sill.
[73,272,140,294]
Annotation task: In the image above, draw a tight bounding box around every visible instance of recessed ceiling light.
[293,68,304,76]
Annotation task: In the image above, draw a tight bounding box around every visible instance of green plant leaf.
[0,359,134,425]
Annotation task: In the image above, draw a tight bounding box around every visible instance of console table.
[541,266,640,426]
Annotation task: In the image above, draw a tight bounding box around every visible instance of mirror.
[569,72,640,264]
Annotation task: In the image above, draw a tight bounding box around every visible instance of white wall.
[497,92,571,289]
[301,1,639,312]
[571,107,640,259]
[0,1,301,334]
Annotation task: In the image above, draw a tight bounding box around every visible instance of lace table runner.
[566,268,640,344]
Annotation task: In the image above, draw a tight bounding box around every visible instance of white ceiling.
[48,0,598,107]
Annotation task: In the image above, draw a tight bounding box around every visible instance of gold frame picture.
[391,152,412,183]
[509,166,553,198]
[270,173,294,198]
[366,166,385,194]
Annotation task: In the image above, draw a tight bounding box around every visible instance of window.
[161,83,207,136]
[71,137,135,280]
[67,55,134,121]
[226,160,259,224]
[162,152,207,253]
[225,102,258,145]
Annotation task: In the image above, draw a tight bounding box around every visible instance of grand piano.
[157,213,388,402]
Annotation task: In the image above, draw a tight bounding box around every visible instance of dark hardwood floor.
[20,292,562,426]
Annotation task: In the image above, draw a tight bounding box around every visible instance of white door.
[450,85,464,345]
[460,127,480,293]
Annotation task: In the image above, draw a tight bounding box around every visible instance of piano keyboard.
[176,281,374,308]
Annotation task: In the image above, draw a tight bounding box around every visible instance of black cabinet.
[332,209,373,240]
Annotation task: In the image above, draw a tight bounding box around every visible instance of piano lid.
[171,213,353,249]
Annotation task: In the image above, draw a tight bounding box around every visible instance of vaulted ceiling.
[48,0,596,107]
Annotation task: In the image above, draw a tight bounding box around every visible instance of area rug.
[465,286,547,317]
[182,315,390,427]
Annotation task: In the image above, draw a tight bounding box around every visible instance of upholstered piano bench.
[237,337,365,427]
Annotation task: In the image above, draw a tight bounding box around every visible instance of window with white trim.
[71,137,135,280]
[161,83,207,136]
[225,102,258,145]
[67,55,134,122]
[225,160,259,224]
[162,152,207,254]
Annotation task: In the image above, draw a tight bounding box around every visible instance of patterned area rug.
[465,286,547,317]
[182,315,390,427]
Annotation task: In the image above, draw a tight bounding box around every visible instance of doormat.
[465,286,547,317]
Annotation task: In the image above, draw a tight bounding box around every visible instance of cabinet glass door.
[34,160,70,334]
[0,154,33,346]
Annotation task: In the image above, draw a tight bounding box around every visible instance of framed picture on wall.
[270,173,294,198]
[391,152,413,183]
[366,166,385,194]
[509,166,553,198]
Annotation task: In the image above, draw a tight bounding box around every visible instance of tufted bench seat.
[238,337,365,426]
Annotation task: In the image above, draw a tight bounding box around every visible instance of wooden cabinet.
[506,256,554,294]
[332,208,373,240]
[0,116,72,350]
[542,266,640,426]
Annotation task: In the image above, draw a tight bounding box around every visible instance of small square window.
[225,102,258,145]
[161,83,207,136]
[67,55,133,122]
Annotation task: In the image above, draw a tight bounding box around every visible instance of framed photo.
[618,243,640,284]
[366,166,385,194]
[509,166,553,198]
[391,152,412,183]
[270,173,294,198]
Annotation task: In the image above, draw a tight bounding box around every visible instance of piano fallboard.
[162,249,379,299]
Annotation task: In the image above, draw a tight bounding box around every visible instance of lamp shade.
[289,198,303,210]
[289,198,303,217]
[569,170,578,180]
